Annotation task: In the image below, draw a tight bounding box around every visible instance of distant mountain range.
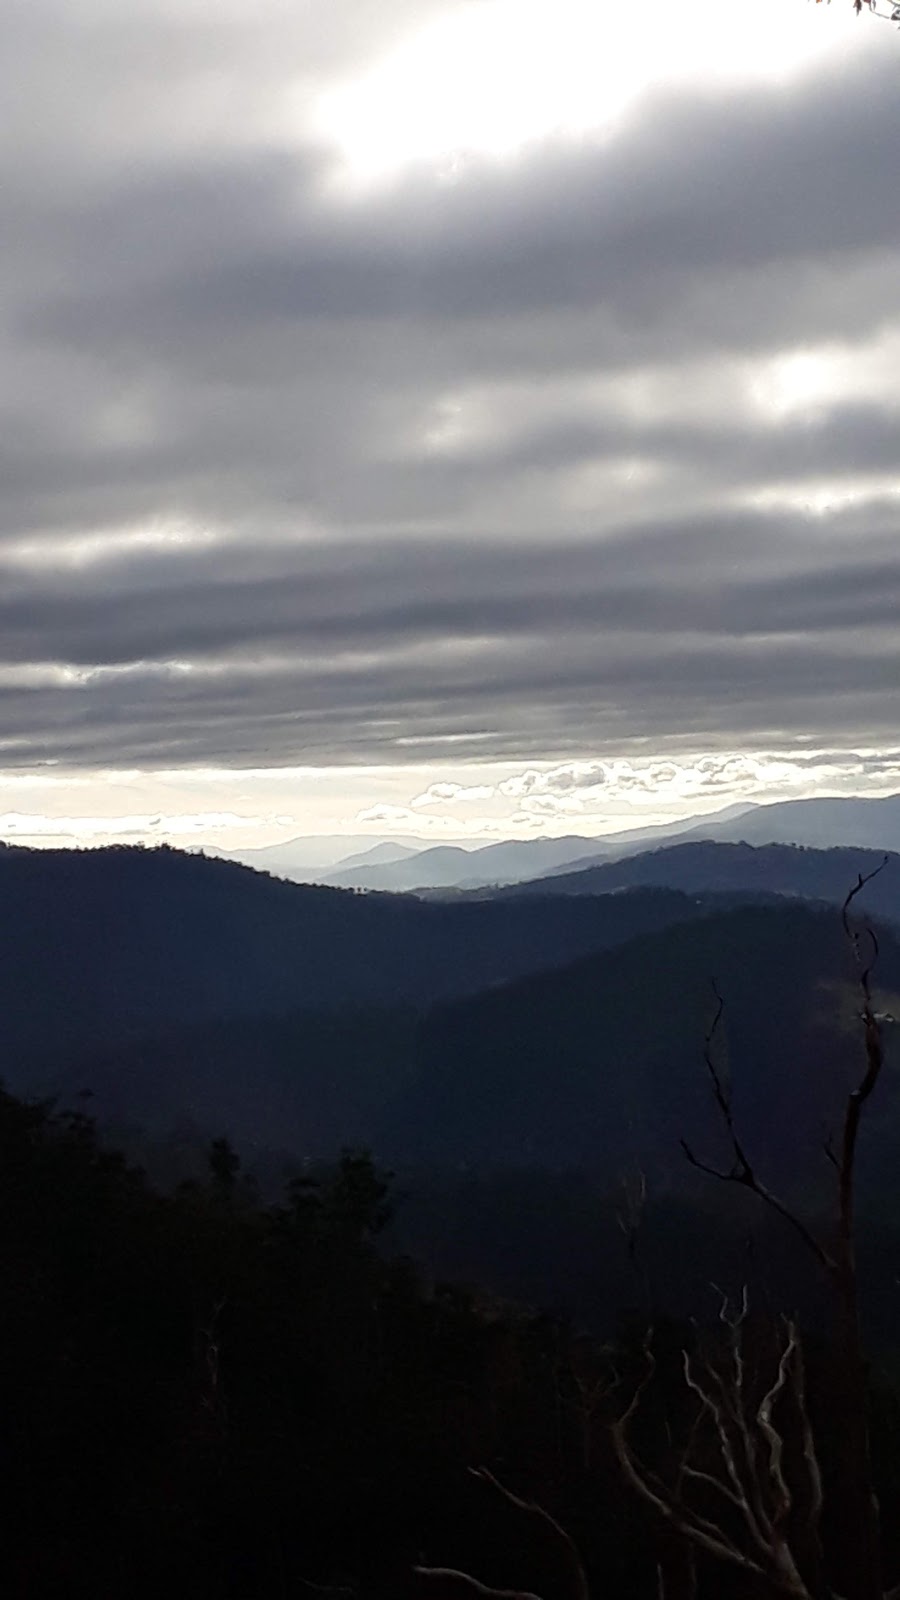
[224,792,900,892]
[701,792,900,850]
[224,829,649,890]
[225,832,472,875]
[522,793,900,882]
[320,835,628,892]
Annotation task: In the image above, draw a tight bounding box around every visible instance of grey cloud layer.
[2,6,899,771]
[4,502,900,664]
[3,502,900,766]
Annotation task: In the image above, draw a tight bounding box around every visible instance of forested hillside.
[0,843,781,1089]
[389,901,900,1190]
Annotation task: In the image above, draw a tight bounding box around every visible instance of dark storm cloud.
[1,5,899,773]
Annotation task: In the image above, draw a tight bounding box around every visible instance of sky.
[2,0,900,851]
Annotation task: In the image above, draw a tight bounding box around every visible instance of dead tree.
[612,862,898,1600]
[414,867,897,1599]
[611,1295,832,1597]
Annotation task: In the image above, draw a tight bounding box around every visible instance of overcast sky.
[2,0,899,850]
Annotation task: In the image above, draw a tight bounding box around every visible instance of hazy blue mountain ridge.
[490,839,900,915]
[235,792,900,892]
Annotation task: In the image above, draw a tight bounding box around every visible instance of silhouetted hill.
[50,885,900,1209]
[0,844,743,1092]
[492,840,900,916]
[10,845,900,1219]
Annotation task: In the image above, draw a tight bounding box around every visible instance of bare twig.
[756,1322,798,1532]
[839,861,890,1253]
[469,1468,590,1600]
[412,1568,544,1600]
[681,997,837,1283]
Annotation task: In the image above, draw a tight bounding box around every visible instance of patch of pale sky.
[309,0,870,190]
[3,518,222,573]
[0,660,203,690]
[743,478,900,516]
[422,332,900,468]
[752,331,900,420]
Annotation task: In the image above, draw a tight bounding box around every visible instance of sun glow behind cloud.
[310,0,867,187]
[752,333,900,421]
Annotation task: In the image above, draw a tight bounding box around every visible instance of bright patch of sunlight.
[309,0,866,189]
[2,518,221,572]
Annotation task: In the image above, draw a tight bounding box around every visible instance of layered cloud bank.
[2,1,898,843]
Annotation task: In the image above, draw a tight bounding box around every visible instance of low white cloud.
[411,781,496,807]
[353,804,419,826]
[494,751,900,826]
[499,764,600,798]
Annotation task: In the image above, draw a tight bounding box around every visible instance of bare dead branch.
[409,1445,590,1599]
[756,1322,798,1531]
[713,1288,775,1544]
[616,1167,648,1261]
[609,1423,777,1584]
[680,1137,836,1276]
[610,1300,858,1599]
[682,1347,776,1560]
[839,860,890,1256]
[790,1334,824,1528]
[678,1460,747,1514]
[411,1568,544,1600]
[841,858,889,943]
[469,1468,590,1600]
[610,1317,829,1596]
[680,982,839,1275]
